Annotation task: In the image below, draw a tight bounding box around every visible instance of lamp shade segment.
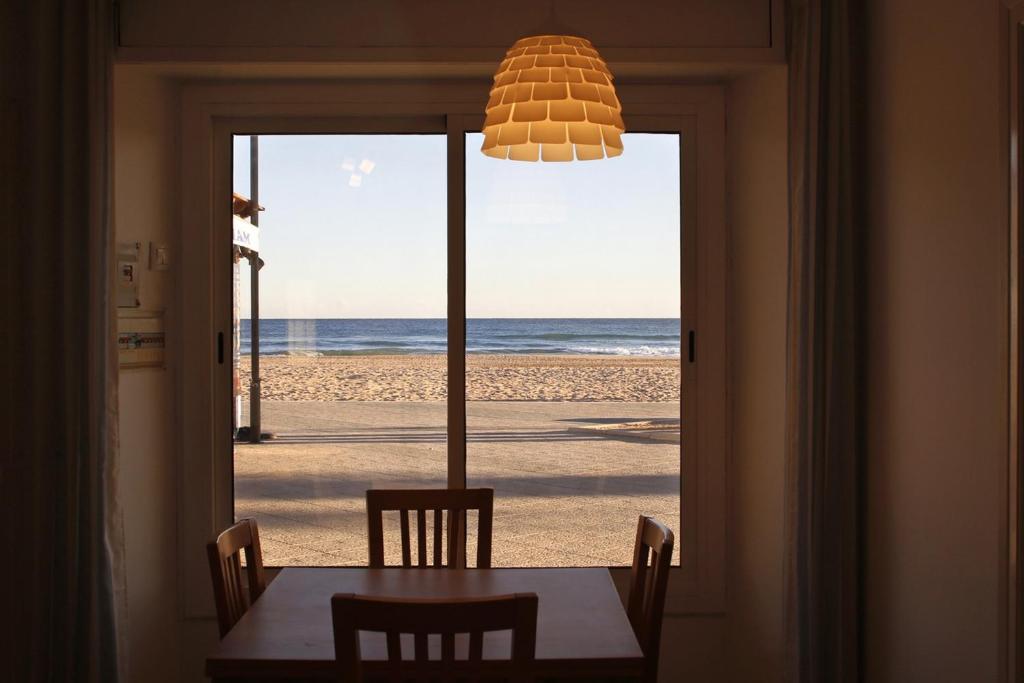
[482,35,624,162]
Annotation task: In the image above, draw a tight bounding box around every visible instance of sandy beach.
[238,354,680,402]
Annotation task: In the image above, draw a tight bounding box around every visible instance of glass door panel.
[464,133,682,567]
[231,134,447,566]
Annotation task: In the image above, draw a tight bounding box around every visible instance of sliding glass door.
[228,124,685,568]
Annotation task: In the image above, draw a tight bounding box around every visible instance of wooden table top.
[206,567,644,680]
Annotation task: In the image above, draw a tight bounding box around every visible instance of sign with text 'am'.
[233,215,260,251]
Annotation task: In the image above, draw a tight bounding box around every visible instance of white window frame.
[176,81,726,618]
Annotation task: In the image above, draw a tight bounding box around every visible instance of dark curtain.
[0,0,124,681]
[783,0,862,681]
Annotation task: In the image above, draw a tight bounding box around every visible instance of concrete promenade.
[236,401,681,567]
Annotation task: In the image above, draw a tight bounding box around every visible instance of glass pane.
[232,134,447,566]
[465,133,682,567]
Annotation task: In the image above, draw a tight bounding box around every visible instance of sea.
[239,318,680,357]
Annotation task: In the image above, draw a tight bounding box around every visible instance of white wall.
[114,68,182,683]
[643,64,791,683]
[864,0,1007,680]
[725,65,789,683]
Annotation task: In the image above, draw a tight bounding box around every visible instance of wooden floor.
[235,401,680,567]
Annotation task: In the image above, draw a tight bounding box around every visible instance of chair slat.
[400,510,411,566]
[433,509,443,567]
[417,509,427,566]
[469,630,484,661]
[443,632,456,662]
[414,630,428,661]
[244,524,266,601]
[386,630,402,662]
[477,494,494,569]
[455,510,465,569]
[448,509,462,569]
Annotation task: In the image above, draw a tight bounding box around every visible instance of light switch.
[149,242,170,271]
[116,241,141,308]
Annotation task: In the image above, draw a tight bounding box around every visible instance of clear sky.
[234,133,680,318]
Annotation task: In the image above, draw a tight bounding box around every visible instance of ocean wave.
[318,348,443,356]
[488,332,679,341]
[465,346,568,354]
[573,345,680,356]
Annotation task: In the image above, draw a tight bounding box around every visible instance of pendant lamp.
[482,35,624,162]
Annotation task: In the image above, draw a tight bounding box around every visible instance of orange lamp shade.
[482,35,624,162]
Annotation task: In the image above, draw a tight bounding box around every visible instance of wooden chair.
[626,516,674,683]
[331,593,538,683]
[206,518,267,638]
[366,488,494,568]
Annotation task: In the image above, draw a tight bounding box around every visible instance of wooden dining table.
[206,566,645,680]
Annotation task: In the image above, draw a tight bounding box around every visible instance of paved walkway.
[235,401,680,567]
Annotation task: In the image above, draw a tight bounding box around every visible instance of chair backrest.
[626,515,674,683]
[331,593,538,683]
[206,517,267,638]
[366,488,494,568]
